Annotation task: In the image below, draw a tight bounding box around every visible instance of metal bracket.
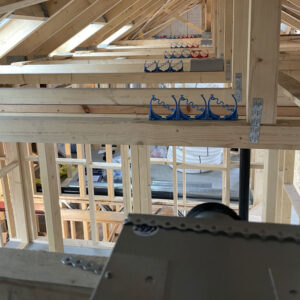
[6,56,27,64]
[202,31,212,39]
[75,45,97,52]
[235,73,242,103]
[201,39,213,46]
[249,98,263,144]
[32,55,48,60]
[225,59,231,81]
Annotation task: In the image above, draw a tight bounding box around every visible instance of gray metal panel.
[190,58,224,72]
[92,214,300,300]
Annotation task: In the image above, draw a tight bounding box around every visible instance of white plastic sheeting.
[167,147,223,173]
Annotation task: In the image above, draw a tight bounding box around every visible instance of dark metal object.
[61,255,103,275]
[239,149,251,220]
[40,3,49,18]
[92,214,300,299]
[186,202,241,220]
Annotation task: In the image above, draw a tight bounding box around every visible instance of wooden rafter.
[77,0,156,49]
[0,0,48,14]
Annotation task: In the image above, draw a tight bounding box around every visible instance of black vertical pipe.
[239,149,251,221]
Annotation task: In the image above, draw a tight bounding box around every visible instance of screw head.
[104,271,113,279]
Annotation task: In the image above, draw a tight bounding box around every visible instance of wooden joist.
[281,9,300,30]
[1,0,120,61]
[31,0,121,56]
[0,248,106,300]
[0,0,48,14]
[0,88,234,105]
[77,0,156,49]
[279,71,300,107]
[0,65,226,84]
[0,117,299,149]
[37,143,64,252]
[247,0,281,124]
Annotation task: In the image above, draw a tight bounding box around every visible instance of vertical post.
[246,0,281,123]
[216,0,225,58]
[250,150,255,191]
[280,150,295,224]
[85,144,98,244]
[182,147,187,215]
[205,0,212,32]
[77,144,89,240]
[224,0,233,81]
[105,145,115,201]
[62,221,69,239]
[0,143,16,238]
[70,221,76,239]
[232,0,249,104]
[131,145,152,214]
[4,143,30,244]
[211,0,217,51]
[65,144,73,178]
[172,146,178,216]
[262,150,279,222]
[19,143,38,241]
[222,148,231,206]
[275,150,284,222]
[120,145,132,215]
[239,149,251,220]
[38,143,64,252]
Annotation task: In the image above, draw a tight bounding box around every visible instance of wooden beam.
[120,145,131,215]
[0,248,107,299]
[176,15,204,34]
[279,71,300,107]
[0,118,300,149]
[280,150,295,223]
[1,0,119,61]
[262,150,279,222]
[216,0,225,57]
[18,143,38,241]
[30,0,121,56]
[232,0,249,104]
[37,143,64,252]
[0,0,48,14]
[0,160,18,178]
[0,88,233,105]
[113,37,203,47]
[4,143,30,243]
[0,143,16,238]
[222,148,230,205]
[0,65,226,84]
[281,10,300,30]
[131,145,152,214]
[77,0,154,49]
[85,144,98,244]
[247,0,281,124]
[113,0,167,42]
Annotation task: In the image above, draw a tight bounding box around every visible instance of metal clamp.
[61,255,103,275]
[235,73,242,103]
[249,98,263,144]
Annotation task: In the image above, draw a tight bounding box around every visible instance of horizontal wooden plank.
[284,184,300,217]
[0,0,48,14]
[0,116,299,149]
[113,38,204,47]
[0,248,106,299]
[60,209,125,223]
[0,66,226,84]
[0,88,233,105]
[0,105,299,117]
[0,160,18,178]
[0,87,295,107]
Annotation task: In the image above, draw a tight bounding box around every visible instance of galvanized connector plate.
[249,98,263,144]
